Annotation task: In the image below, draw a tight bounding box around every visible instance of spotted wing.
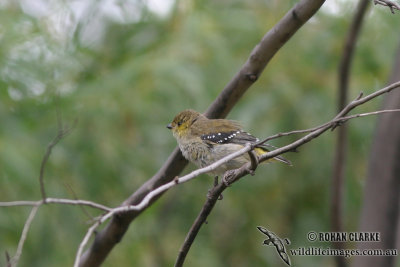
[201,130,259,144]
[201,130,271,147]
[201,131,291,165]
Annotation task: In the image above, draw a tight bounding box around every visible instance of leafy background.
[0,0,399,266]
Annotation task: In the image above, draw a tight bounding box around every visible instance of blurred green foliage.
[0,0,399,266]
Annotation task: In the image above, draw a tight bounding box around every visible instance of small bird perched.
[167,109,291,177]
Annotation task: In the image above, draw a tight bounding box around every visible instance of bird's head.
[167,109,203,139]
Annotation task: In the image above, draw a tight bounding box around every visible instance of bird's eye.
[177,121,182,127]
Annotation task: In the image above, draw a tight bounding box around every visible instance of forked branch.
[173,82,400,266]
[72,82,400,267]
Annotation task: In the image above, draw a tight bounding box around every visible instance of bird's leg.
[247,150,258,175]
[214,176,219,187]
[207,176,223,200]
[214,176,223,200]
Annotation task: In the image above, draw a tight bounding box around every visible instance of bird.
[167,109,291,178]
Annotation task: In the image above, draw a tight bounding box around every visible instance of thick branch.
[353,39,400,267]
[78,1,326,266]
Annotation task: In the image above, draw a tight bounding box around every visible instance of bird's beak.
[166,123,173,129]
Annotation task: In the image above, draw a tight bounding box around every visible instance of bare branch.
[174,183,225,267]
[9,205,39,267]
[39,114,76,200]
[74,106,400,267]
[72,83,400,267]
[374,0,400,13]
[72,144,254,266]
[252,83,400,149]
[65,183,96,221]
[173,84,400,267]
[0,201,40,207]
[77,1,327,265]
[0,195,110,266]
[0,198,111,212]
[256,82,400,164]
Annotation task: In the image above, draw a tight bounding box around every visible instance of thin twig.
[39,115,76,201]
[9,205,39,267]
[374,0,400,13]
[334,109,400,120]
[0,198,111,212]
[65,183,95,221]
[74,217,110,267]
[256,81,400,146]
[0,196,111,267]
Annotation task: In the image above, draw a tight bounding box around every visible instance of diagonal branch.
[73,105,400,267]
[8,205,40,267]
[173,83,400,266]
[77,84,400,267]
[77,1,327,266]
[174,183,225,267]
[74,82,400,267]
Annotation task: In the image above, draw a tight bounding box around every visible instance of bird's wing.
[200,128,292,165]
[200,129,257,145]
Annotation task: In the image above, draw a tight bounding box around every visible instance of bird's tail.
[272,155,292,166]
[254,147,292,166]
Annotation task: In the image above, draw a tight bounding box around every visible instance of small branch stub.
[245,73,258,82]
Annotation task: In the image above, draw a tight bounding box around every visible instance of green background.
[0,0,399,266]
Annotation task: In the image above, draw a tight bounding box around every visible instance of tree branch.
[73,106,400,267]
[3,111,78,267]
[374,0,400,13]
[173,83,400,267]
[70,82,400,267]
[353,39,400,267]
[174,183,226,267]
[0,198,111,212]
[8,205,39,267]
[77,1,327,266]
[39,112,76,201]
